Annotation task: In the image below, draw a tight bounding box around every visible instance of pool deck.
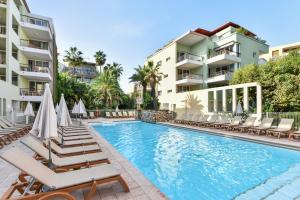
[0,118,168,200]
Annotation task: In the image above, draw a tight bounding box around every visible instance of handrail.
[177,73,202,80]
[208,49,240,58]
[20,39,52,55]
[20,64,49,73]
[177,52,204,63]
[21,15,50,30]
[208,70,233,78]
[20,88,44,96]
[0,25,6,34]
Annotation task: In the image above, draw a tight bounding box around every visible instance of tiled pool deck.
[1,118,300,200]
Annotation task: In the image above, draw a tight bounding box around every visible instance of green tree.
[63,47,84,67]
[230,51,300,112]
[144,61,163,110]
[104,62,123,80]
[129,65,148,99]
[94,50,106,72]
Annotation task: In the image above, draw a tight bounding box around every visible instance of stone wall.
[139,110,172,122]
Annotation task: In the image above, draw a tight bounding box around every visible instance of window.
[226,89,233,112]
[167,89,172,93]
[166,57,171,62]
[272,50,279,58]
[2,98,6,116]
[177,86,190,93]
[208,91,214,112]
[157,61,162,66]
[164,74,168,78]
[158,91,162,96]
[217,90,223,112]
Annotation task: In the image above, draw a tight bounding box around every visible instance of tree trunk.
[150,79,156,110]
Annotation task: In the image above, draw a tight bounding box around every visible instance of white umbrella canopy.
[24,102,35,116]
[57,94,72,127]
[78,99,87,114]
[55,103,59,113]
[71,102,78,114]
[115,105,119,112]
[30,83,57,166]
[236,101,243,116]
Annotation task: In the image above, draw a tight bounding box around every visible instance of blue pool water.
[93,121,300,200]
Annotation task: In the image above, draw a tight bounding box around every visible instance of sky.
[27,0,300,93]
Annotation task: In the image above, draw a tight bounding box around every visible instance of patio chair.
[0,147,129,200]
[186,114,201,125]
[89,111,95,119]
[82,113,89,119]
[212,116,231,129]
[21,136,109,169]
[266,118,294,138]
[248,118,274,135]
[200,115,218,127]
[0,120,27,137]
[105,112,112,118]
[194,115,209,126]
[117,112,124,118]
[112,112,118,118]
[209,116,228,128]
[128,111,134,117]
[289,128,300,140]
[233,117,256,132]
[174,113,186,124]
[58,133,93,141]
[123,111,129,117]
[0,118,31,130]
[53,136,97,147]
[45,140,101,157]
[222,116,242,130]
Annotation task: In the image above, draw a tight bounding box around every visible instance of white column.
[243,86,249,112]
[222,89,226,112]
[232,88,237,114]
[213,90,217,112]
[256,85,262,119]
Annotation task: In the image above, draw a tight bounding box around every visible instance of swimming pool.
[93,121,300,200]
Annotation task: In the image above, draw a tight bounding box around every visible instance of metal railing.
[177,73,202,81]
[20,65,49,73]
[177,52,204,63]
[208,70,233,78]
[0,0,6,5]
[21,15,50,29]
[20,39,49,50]
[0,50,5,64]
[20,88,44,96]
[0,25,6,34]
[208,49,240,58]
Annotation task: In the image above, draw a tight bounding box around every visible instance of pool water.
[93,121,300,200]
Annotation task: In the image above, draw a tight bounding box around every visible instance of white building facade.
[0,0,56,115]
[146,22,268,117]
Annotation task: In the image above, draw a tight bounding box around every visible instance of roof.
[194,22,256,37]
[22,0,30,13]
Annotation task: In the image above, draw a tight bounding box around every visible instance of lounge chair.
[0,118,31,130]
[105,112,112,118]
[186,114,201,125]
[89,111,96,119]
[1,147,129,200]
[211,116,230,129]
[58,129,91,137]
[46,140,101,157]
[117,112,123,118]
[123,111,128,117]
[267,118,294,138]
[222,116,242,130]
[112,112,118,118]
[200,115,218,127]
[248,118,274,135]
[174,113,186,124]
[289,128,300,140]
[53,136,97,147]
[0,120,26,137]
[233,117,256,132]
[59,134,93,141]
[128,111,134,117]
[21,136,109,169]
[194,115,209,126]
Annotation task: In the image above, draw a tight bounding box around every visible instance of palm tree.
[129,65,147,99]
[104,62,123,80]
[94,51,106,73]
[92,70,122,107]
[63,47,84,67]
[144,61,163,110]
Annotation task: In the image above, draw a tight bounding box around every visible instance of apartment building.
[0,0,57,114]
[146,22,268,113]
[260,41,300,62]
[61,62,98,83]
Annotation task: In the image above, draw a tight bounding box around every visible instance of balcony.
[176,73,203,86]
[20,65,51,81]
[207,70,233,83]
[0,25,6,36]
[20,15,52,41]
[20,39,52,60]
[0,0,6,6]
[0,50,5,65]
[20,88,44,102]
[176,53,204,69]
[207,49,241,66]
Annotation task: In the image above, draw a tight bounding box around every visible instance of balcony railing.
[21,15,50,29]
[0,0,6,5]
[20,65,49,73]
[208,49,240,58]
[208,70,233,78]
[177,52,203,63]
[177,73,202,81]
[20,88,44,96]
[0,50,5,64]
[0,25,6,34]
[20,39,52,54]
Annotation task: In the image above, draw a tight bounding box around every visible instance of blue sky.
[27,0,300,92]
